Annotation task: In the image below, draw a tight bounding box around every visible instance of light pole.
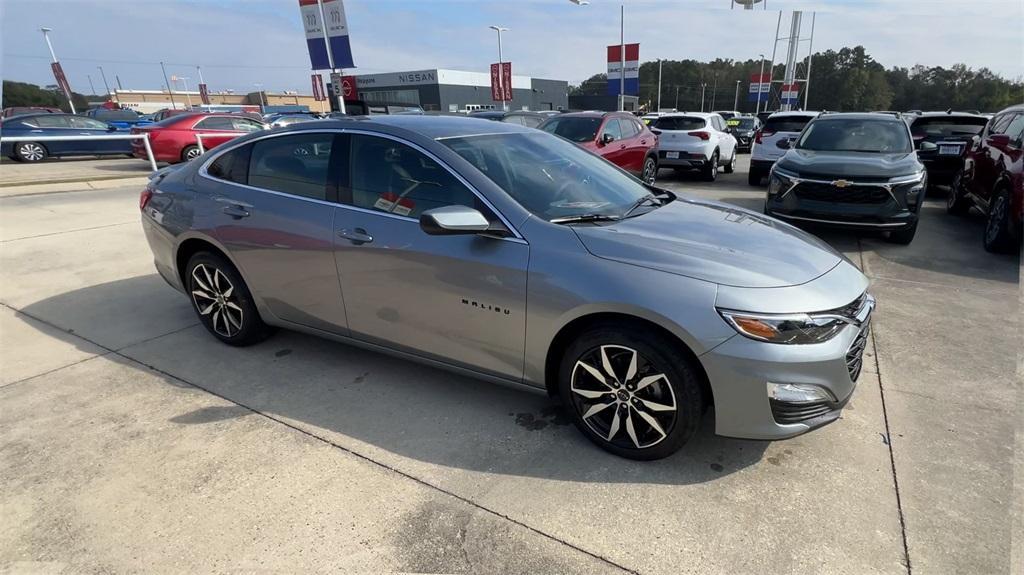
[756,53,766,113]
[700,83,707,112]
[734,80,741,110]
[175,76,193,108]
[39,27,75,113]
[254,83,267,110]
[675,85,680,110]
[489,25,510,112]
[656,59,663,112]
[618,4,625,111]
[97,66,111,97]
[87,74,96,96]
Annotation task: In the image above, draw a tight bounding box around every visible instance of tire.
[640,155,658,185]
[558,324,704,460]
[723,150,736,174]
[983,188,1019,254]
[181,145,202,163]
[186,251,273,346]
[702,151,719,182]
[946,170,972,215]
[14,142,47,162]
[886,220,918,245]
[748,167,763,186]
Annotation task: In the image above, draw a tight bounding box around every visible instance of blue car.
[1,113,133,162]
[85,108,154,130]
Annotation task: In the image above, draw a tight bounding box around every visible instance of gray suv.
[140,116,873,460]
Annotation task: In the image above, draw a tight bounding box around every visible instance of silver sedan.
[140,116,873,460]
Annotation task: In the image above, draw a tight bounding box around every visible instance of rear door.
[67,116,126,154]
[331,133,529,380]
[198,131,350,334]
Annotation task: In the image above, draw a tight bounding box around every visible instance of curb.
[0,177,150,199]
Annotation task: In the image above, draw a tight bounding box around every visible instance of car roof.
[557,111,631,119]
[766,111,820,118]
[910,111,990,120]
[815,112,904,122]
[285,114,535,139]
[659,112,715,119]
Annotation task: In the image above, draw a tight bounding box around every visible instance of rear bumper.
[749,158,776,173]
[659,149,710,168]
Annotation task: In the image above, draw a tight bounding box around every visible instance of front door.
[197,131,349,334]
[332,133,529,380]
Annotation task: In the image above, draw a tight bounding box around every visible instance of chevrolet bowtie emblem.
[832,179,851,188]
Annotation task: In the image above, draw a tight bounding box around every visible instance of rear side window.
[194,116,236,131]
[207,144,252,185]
[654,116,705,131]
[764,115,815,133]
[248,133,333,200]
[347,135,477,218]
[910,117,988,140]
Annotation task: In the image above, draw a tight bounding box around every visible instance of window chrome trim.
[196,128,525,242]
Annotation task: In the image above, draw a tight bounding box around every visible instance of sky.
[1,0,1021,96]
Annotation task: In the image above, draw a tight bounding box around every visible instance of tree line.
[2,80,90,112]
[572,46,1023,113]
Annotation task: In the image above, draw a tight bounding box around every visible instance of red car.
[540,111,659,184]
[948,104,1024,253]
[132,113,266,164]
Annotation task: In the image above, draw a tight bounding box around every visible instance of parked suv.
[650,113,737,181]
[948,104,1024,253]
[726,115,761,153]
[907,111,989,187]
[764,112,926,244]
[540,111,659,184]
[749,111,819,186]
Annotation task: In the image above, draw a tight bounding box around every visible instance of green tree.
[3,80,88,113]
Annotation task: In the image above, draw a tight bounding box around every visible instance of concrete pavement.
[0,156,1018,573]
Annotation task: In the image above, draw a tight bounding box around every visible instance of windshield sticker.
[549,201,611,210]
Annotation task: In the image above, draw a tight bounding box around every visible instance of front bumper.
[766,174,924,231]
[700,293,874,440]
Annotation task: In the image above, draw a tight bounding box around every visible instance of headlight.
[891,172,926,206]
[767,169,797,197]
[718,309,847,344]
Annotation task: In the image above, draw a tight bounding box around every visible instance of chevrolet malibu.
[141,116,874,460]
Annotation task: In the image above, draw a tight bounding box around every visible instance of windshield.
[796,119,913,153]
[442,132,653,221]
[654,116,705,131]
[911,117,987,140]
[728,117,757,130]
[539,117,602,143]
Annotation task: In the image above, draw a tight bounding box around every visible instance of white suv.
[749,111,820,185]
[650,113,737,181]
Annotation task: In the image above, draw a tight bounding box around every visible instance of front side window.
[69,117,109,130]
[442,132,652,222]
[348,135,477,218]
[1001,114,1024,144]
[539,116,602,143]
[232,118,264,132]
[797,119,912,153]
[28,115,72,128]
[601,118,623,141]
[248,133,333,200]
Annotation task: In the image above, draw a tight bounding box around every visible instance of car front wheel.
[14,142,47,162]
[186,252,273,346]
[559,324,704,460]
[946,170,972,215]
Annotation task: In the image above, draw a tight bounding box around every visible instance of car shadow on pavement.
[21,275,769,486]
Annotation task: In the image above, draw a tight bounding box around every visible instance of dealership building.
[351,69,569,112]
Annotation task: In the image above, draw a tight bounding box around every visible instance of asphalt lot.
[1,155,1019,574]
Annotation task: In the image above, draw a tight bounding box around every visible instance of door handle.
[337,228,373,244]
[222,205,250,218]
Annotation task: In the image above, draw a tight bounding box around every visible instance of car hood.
[572,197,843,288]
[777,149,921,179]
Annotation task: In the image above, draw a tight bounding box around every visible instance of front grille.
[846,322,870,381]
[793,182,891,204]
[770,399,834,424]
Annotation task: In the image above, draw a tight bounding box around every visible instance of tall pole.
[160,61,176,109]
[39,27,75,113]
[700,83,706,112]
[756,53,766,113]
[317,0,345,114]
[766,11,782,113]
[656,59,662,111]
[619,4,625,111]
[804,12,816,110]
[196,66,205,85]
[782,11,802,111]
[87,75,96,96]
[675,85,680,109]
[115,75,123,90]
[711,74,718,110]
[180,77,193,108]
[734,80,741,110]
[97,66,111,97]
[490,26,510,112]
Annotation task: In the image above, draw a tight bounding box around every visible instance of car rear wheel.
[186,252,273,346]
[723,150,736,174]
[748,167,763,186]
[946,170,972,215]
[181,145,202,163]
[14,142,47,162]
[983,189,1019,253]
[558,324,704,460]
[702,151,719,182]
[641,156,658,185]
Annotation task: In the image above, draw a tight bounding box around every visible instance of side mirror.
[918,141,938,152]
[420,205,491,236]
[600,132,616,146]
[107,125,118,132]
[650,129,662,135]
[987,134,1011,148]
